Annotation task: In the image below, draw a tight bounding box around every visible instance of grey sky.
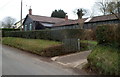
[1,0,119,22]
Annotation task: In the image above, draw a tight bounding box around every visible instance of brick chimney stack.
[29,6,32,15]
[65,15,68,21]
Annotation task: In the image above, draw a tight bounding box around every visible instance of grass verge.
[85,45,120,75]
[80,40,97,45]
[80,40,98,51]
[2,37,62,57]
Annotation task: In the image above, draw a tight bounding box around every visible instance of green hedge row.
[2,29,85,41]
[96,24,120,47]
[1,28,20,37]
[1,28,20,31]
[87,45,120,75]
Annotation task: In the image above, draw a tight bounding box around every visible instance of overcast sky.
[1,0,119,22]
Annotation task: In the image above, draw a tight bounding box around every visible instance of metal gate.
[62,38,80,51]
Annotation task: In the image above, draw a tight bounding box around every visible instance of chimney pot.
[29,7,32,15]
[65,15,68,21]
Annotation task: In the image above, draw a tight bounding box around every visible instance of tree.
[96,0,109,15]
[107,1,120,20]
[107,2,118,14]
[0,21,2,28]
[74,8,88,19]
[51,9,67,18]
[95,0,120,15]
[2,16,16,28]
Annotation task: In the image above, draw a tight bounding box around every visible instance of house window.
[25,25,27,31]
[29,23,32,31]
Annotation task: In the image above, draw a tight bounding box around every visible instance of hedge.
[96,24,120,47]
[0,28,20,31]
[1,28,20,37]
[87,45,120,75]
[116,25,120,47]
[3,29,92,41]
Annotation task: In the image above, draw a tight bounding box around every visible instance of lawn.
[2,37,62,57]
[80,40,98,51]
[80,40,98,45]
[2,37,98,57]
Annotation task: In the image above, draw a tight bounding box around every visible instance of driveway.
[51,50,91,69]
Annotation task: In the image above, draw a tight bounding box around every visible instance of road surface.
[2,45,81,75]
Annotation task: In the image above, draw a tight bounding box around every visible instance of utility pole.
[118,1,120,20]
[20,0,22,31]
[118,1,120,13]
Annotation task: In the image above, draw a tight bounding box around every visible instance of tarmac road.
[2,45,79,75]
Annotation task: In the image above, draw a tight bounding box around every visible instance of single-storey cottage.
[23,8,68,31]
[23,8,120,31]
[52,14,120,30]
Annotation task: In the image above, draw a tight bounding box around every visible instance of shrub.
[3,29,84,41]
[1,28,20,31]
[3,29,96,42]
[96,25,119,46]
[81,29,96,40]
[115,24,120,47]
[2,37,86,57]
[87,45,120,75]
[40,45,76,57]
[1,28,20,37]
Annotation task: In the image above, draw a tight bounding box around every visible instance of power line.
[0,0,16,10]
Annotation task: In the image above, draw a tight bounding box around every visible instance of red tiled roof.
[24,14,119,27]
[53,18,87,27]
[28,15,66,24]
[53,14,120,27]
[89,14,119,23]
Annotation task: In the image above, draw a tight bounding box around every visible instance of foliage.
[95,0,119,15]
[1,28,20,37]
[107,2,119,14]
[1,28,20,31]
[2,37,90,57]
[80,40,98,45]
[86,24,120,75]
[2,16,16,28]
[74,8,88,19]
[2,37,62,57]
[51,9,67,18]
[3,29,84,41]
[3,29,96,42]
[81,29,96,40]
[96,24,120,47]
[80,40,97,51]
[87,45,120,75]
[115,24,120,47]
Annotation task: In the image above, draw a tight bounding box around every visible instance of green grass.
[80,40,98,50]
[2,37,61,56]
[87,45,120,75]
[80,40,98,45]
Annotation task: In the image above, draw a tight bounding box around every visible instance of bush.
[81,29,96,40]
[0,28,20,31]
[3,29,84,41]
[115,24,120,47]
[1,28,20,37]
[41,45,79,57]
[3,29,96,42]
[86,24,120,75]
[87,45,120,75]
[2,37,63,57]
[96,24,119,47]
[2,37,85,57]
